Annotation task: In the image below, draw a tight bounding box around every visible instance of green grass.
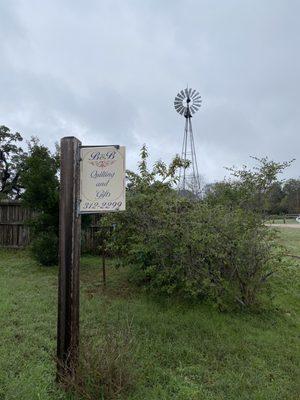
[0,231,299,399]
[275,226,300,257]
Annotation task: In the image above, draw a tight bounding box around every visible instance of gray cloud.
[0,0,299,182]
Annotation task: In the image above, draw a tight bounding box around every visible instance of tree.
[281,179,300,214]
[204,181,242,208]
[20,137,60,265]
[264,182,285,215]
[0,125,25,199]
[21,137,59,214]
[205,157,293,214]
[126,144,188,192]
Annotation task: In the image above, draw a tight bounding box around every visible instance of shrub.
[99,147,285,310]
[185,205,282,309]
[31,231,58,266]
[102,187,282,310]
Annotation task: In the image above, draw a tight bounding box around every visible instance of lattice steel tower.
[174,87,202,197]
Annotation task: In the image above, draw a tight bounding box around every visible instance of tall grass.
[61,318,137,400]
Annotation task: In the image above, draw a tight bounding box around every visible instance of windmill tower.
[174,87,202,197]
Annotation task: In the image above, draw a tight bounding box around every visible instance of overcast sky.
[1,0,299,182]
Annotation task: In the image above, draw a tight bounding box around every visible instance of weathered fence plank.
[0,201,102,252]
[0,201,33,247]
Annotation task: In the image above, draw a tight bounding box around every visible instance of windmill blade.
[193,99,201,104]
[180,107,186,115]
[180,90,185,98]
[191,89,196,97]
[175,94,183,99]
[188,88,192,97]
[184,88,189,97]
[175,102,183,108]
[174,100,183,106]
[193,93,201,100]
[175,103,185,113]
[174,101,182,106]
[192,91,200,99]
[175,104,183,111]
[178,106,185,114]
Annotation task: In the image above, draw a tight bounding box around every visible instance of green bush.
[31,231,58,266]
[99,147,284,310]
[185,205,281,309]
[102,187,282,310]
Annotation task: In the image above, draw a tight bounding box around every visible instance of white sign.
[79,145,125,213]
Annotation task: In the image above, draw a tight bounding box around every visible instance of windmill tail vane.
[174,87,202,197]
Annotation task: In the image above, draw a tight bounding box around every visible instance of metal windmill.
[174,87,202,197]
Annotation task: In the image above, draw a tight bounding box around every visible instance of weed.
[61,319,137,400]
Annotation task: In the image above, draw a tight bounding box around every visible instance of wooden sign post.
[57,136,81,380]
[57,138,126,381]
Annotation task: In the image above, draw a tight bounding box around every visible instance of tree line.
[204,178,300,215]
[1,125,299,216]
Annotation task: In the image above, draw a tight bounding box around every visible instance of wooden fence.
[0,200,101,252]
[0,201,34,248]
[266,214,300,223]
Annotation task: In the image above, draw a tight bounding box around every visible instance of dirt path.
[266,223,300,229]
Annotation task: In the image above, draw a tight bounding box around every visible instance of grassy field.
[0,228,299,400]
[277,226,300,257]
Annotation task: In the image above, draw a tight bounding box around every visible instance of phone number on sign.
[81,201,123,211]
